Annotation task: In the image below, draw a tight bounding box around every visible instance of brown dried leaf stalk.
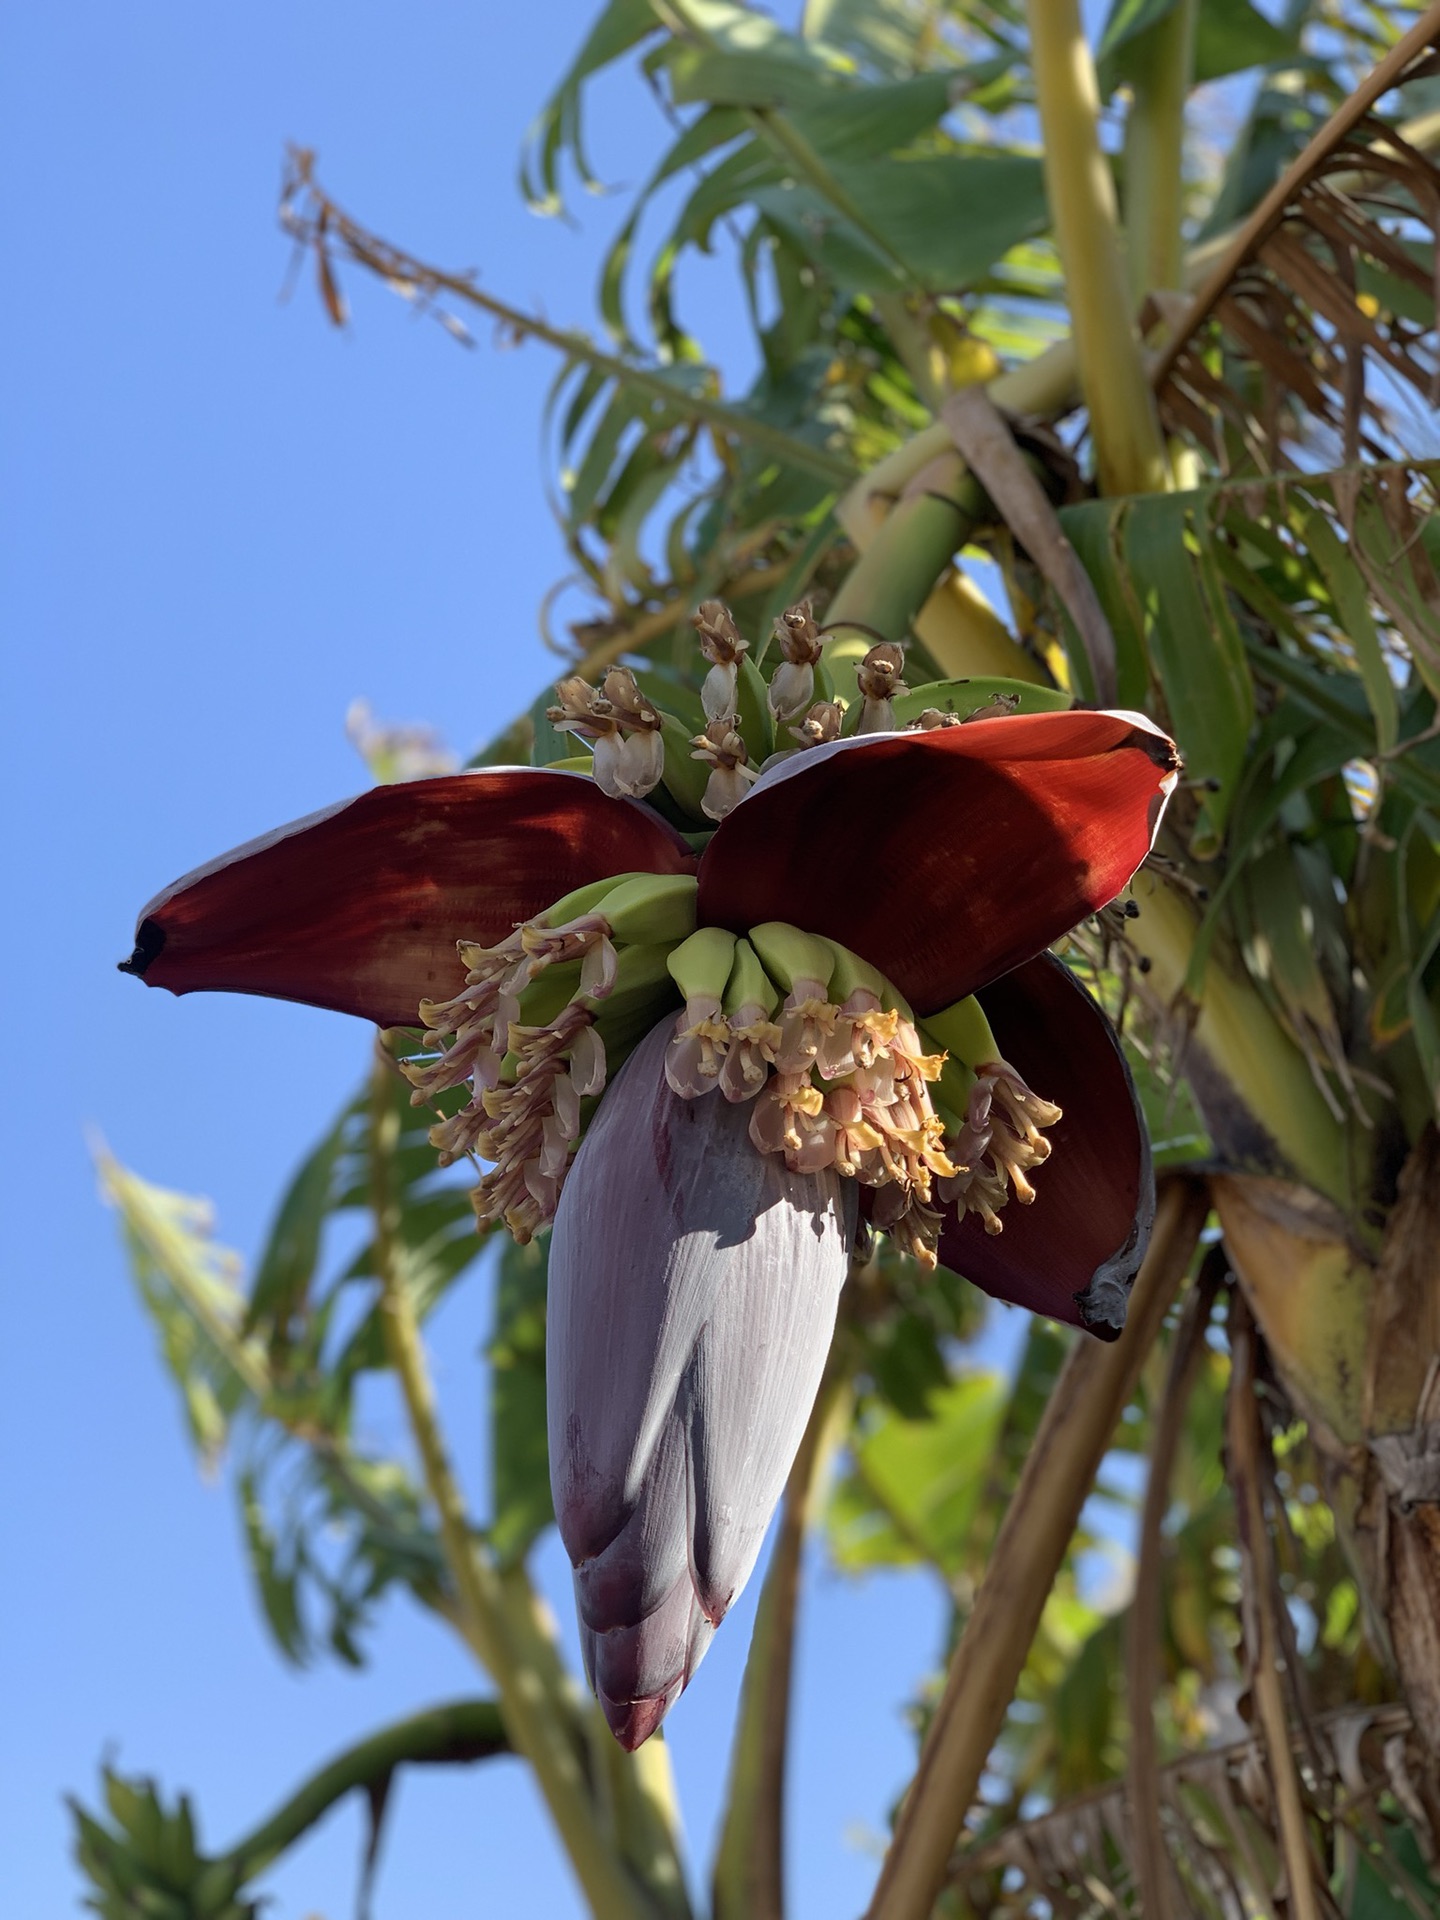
[1125,1245,1228,1920]
[1153,11,1440,474]
[278,147,854,486]
[941,386,1118,704]
[1226,1289,1326,1920]
[1356,1124,1440,1766]
[951,1704,1427,1917]
[864,1177,1210,1920]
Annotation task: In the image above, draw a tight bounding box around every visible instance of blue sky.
[0,5,989,1914]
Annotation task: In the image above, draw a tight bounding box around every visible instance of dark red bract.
[696,712,1177,1013]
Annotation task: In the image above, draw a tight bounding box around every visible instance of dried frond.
[276,148,853,485]
[951,1703,1430,1918]
[1153,17,1440,475]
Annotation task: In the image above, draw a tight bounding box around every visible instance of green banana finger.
[749,922,836,995]
[932,1052,978,1123]
[514,961,584,1030]
[585,942,679,1015]
[668,927,738,1003]
[819,936,911,1017]
[921,994,1001,1068]
[724,937,779,1017]
[602,873,699,946]
[540,871,652,927]
[891,678,1073,729]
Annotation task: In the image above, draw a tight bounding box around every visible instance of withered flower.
[548,669,664,800]
[855,640,909,733]
[690,715,757,820]
[691,598,749,721]
[789,699,845,749]
[766,599,825,724]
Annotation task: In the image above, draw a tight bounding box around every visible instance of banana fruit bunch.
[401,855,1063,1262]
[401,871,697,1242]
[545,598,1071,824]
[664,922,1061,1268]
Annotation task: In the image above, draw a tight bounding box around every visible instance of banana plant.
[87,3,1440,1918]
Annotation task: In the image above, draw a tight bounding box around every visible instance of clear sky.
[0,5,993,1914]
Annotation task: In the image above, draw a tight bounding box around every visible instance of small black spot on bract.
[118,917,166,978]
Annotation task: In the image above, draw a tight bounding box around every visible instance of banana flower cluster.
[123,599,1177,1747]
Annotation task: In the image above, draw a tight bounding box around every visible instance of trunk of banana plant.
[1215,1138,1440,1799]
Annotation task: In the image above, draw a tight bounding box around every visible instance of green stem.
[1128,873,1353,1207]
[872,294,948,410]
[836,342,1085,543]
[1121,0,1197,301]
[367,1050,653,1920]
[824,458,988,663]
[227,1700,509,1877]
[498,1565,693,1919]
[588,1728,692,1920]
[1024,1,1168,495]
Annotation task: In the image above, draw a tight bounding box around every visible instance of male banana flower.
[122,604,1178,1746]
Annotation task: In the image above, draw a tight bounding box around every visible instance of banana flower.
[123,614,1177,1748]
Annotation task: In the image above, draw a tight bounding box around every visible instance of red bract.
[548,1019,855,1749]
[697,710,1176,1013]
[126,713,1174,1023]
[122,717,1175,1325]
[940,953,1154,1338]
[123,769,694,1025]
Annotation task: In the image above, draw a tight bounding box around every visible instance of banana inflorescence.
[405,598,1074,1260]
